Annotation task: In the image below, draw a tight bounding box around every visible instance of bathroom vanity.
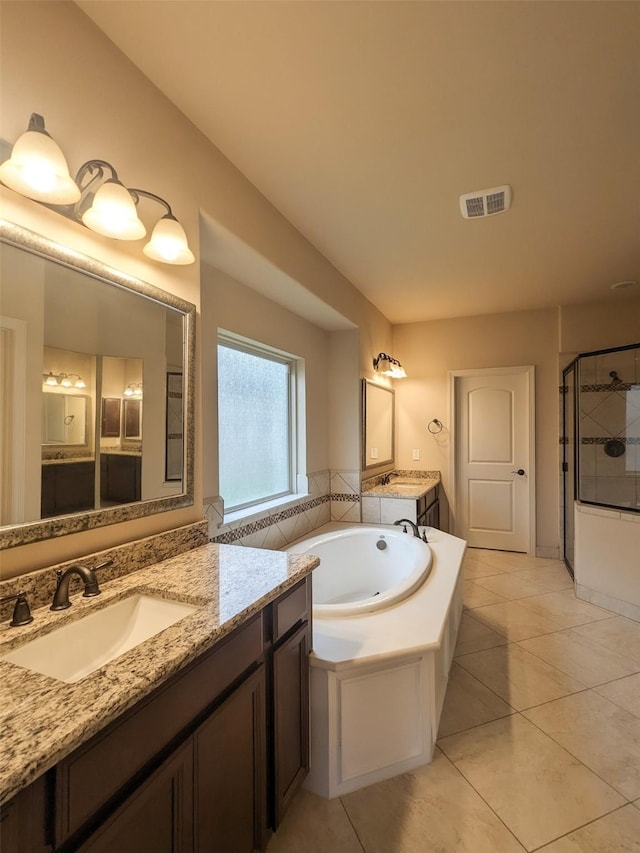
[361,474,440,528]
[0,542,317,852]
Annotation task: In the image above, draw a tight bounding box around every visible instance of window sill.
[223,492,312,527]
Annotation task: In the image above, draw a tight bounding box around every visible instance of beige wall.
[0,1,391,577]
[200,263,330,502]
[560,295,640,355]
[393,308,560,552]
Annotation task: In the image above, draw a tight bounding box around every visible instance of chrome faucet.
[50,560,112,611]
[393,518,421,538]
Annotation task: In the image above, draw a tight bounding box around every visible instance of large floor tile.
[463,580,507,609]
[570,616,640,662]
[524,690,640,800]
[595,673,640,718]
[508,565,575,591]
[456,643,586,710]
[519,629,640,687]
[438,715,625,851]
[266,789,363,853]
[341,747,526,853]
[471,573,549,601]
[454,612,509,656]
[437,662,514,737]
[469,551,563,573]
[516,589,614,628]
[537,804,640,852]
[470,600,565,641]
[463,558,505,580]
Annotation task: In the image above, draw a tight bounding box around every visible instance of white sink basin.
[2,594,198,684]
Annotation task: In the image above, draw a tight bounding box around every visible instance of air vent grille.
[460,185,512,219]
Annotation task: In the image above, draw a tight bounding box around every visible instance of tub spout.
[393,518,420,538]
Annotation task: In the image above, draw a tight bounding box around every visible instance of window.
[218,335,297,513]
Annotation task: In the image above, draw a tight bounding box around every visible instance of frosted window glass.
[218,343,291,510]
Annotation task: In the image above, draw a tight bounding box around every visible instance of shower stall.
[562,342,640,573]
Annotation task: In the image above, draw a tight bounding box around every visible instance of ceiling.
[77,1,640,324]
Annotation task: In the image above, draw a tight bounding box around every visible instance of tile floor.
[267,548,640,852]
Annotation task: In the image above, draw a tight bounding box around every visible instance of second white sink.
[2,594,198,684]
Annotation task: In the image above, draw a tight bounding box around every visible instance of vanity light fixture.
[0,113,195,265]
[42,372,86,389]
[373,352,407,379]
[124,383,143,398]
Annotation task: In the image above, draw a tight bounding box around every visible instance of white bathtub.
[286,525,432,616]
[285,522,466,799]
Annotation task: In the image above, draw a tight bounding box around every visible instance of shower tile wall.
[578,347,640,510]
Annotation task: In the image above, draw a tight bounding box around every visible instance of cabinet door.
[194,665,267,853]
[272,622,310,828]
[0,774,51,853]
[77,741,193,853]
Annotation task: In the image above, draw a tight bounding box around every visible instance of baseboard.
[535,546,560,559]
[575,583,640,623]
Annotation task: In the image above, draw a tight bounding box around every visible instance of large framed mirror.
[362,378,395,469]
[0,220,196,549]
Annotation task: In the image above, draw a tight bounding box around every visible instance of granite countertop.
[362,476,440,499]
[0,543,319,805]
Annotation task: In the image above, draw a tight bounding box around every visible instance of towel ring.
[428,418,444,434]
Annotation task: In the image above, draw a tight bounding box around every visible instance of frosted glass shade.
[0,126,80,204]
[143,215,195,265]
[82,180,146,240]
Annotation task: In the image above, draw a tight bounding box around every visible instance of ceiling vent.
[459,185,512,219]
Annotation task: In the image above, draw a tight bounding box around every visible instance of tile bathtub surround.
[0,520,209,621]
[266,547,640,853]
[0,542,319,804]
[208,469,363,543]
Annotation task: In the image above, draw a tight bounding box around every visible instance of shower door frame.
[561,358,578,577]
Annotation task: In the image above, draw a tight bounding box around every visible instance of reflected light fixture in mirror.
[124,383,143,398]
[0,113,194,265]
[373,352,407,378]
[42,372,86,389]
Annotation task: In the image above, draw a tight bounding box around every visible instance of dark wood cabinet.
[271,623,309,828]
[0,774,51,853]
[100,454,141,504]
[195,666,266,853]
[41,461,95,518]
[78,741,193,853]
[2,578,311,853]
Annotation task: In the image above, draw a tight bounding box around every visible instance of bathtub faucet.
[393,518,421,538]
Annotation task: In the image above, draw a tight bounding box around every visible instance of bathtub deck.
[310,525,466,670]
[299,523,466,799]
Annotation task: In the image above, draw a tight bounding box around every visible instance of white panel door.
[455,368,533,552]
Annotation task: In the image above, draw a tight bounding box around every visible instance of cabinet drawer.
[272,579,309,644]
[56,613,264,844]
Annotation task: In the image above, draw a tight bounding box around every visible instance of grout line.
[433,742,530,851]
[338,797,367,852]
[526,804,636,852]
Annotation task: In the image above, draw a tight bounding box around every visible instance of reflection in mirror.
[0,220,195,547]
[362,379,395,470]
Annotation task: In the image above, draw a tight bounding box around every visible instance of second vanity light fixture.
[0,113,195,265]
[123,383,143,398]
[43,372,86,389]
[373,352,407,379]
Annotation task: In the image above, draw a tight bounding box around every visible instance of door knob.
[511,469,526,476]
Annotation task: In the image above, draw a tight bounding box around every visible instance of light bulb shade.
[82,179,146,240]
[143,215,195,265]
[373,352,407,378]
[74,377,86,388]
[0,118,80,204]
[60,375,72,387]
[44,372,58,386]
